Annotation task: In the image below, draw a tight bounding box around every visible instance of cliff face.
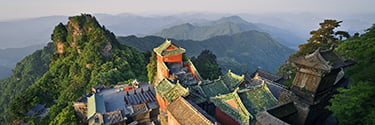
[52,14,117,56]
[8,14,147,124]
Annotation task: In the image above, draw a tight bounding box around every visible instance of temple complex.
[153,40,285,125]
[152,40,354,125]
[73,40,354,125]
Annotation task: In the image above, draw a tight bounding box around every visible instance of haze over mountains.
[1,12,373,49]
[0,12,373,79]
[118,31,294,74]
[155,15,304,48]
[0,44,45,79]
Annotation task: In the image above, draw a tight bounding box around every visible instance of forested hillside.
[0,44,45,79]
[327,24,375,125]
[0,43,54,123]
[6,14,148,124]
[119,30,294,74]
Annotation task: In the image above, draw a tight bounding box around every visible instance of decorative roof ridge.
[227,70,245,81]
[261,80,278,101]
[186,59,203,81]
[153,39,186,56]
[87,94,106,120]
[156,79,189,103]
[237,81,265,93]
[254,69,283,81]
[232,88,251,117]
[175,81,189,93]
[211,89,252,117]
[153,40,171,54]
[210,91,252,124]
[290,48,333,71]
[238,80,278,101]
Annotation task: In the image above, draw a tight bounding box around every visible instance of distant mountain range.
[155,16,304,48]
[0,44,45,79]
[118,30,294,74]
[1,12,373,49]
[0,13,372,78]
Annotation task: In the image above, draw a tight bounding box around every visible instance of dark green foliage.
[51,23,68,42]
[292,19,343,57]
[0,43,54,124]
[49,106,79,125]
[327,24,375,125]
[146,52,157,85]
[278,19,345,81]
[276,62,296,87]
[191,50,222,80]
[307,20,342,44]
[7,14,147,124]
[328,82,375,125]
[335,31,351,40]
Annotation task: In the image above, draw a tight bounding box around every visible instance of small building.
[155,78,189,112]
[73,84,159,125]
[257,48,355,125]
[210,90,251,125]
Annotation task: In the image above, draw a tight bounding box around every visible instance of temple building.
[73,40,354,125]
[152,40,353,125]
[256,48,354,125]
[153,40,281,125]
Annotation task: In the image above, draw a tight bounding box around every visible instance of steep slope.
[0,44,45,79]
[118,30,295,74]
[154,16,304,48]
[8,14,148,124]
[0,43,54,124]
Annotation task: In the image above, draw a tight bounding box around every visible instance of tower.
[153,40,186,83]
[289,48,353,124]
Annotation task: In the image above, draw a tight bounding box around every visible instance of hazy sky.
[1,0,374,21]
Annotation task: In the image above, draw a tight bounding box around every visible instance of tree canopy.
[7,14,148,124]
[191,50,222,80]
[327,24,375,125]
[293,19,345,57]
[278,19,349,86]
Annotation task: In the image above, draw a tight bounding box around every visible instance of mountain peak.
[216,15,249,24]
[52,14,119,56]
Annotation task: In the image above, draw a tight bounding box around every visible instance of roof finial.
[165,38,171,43]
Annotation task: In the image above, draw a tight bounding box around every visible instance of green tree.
[335,31,351,40]
[278,19,346,84]
[293,19,343,57]
[327,24,375,125]
[191,50,222,80]
[328,82,375,125]
[146,52,157,85]
[49,106,79,125]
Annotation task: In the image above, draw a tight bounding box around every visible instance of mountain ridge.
[119,30,294,74]
[154,15,304,48]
